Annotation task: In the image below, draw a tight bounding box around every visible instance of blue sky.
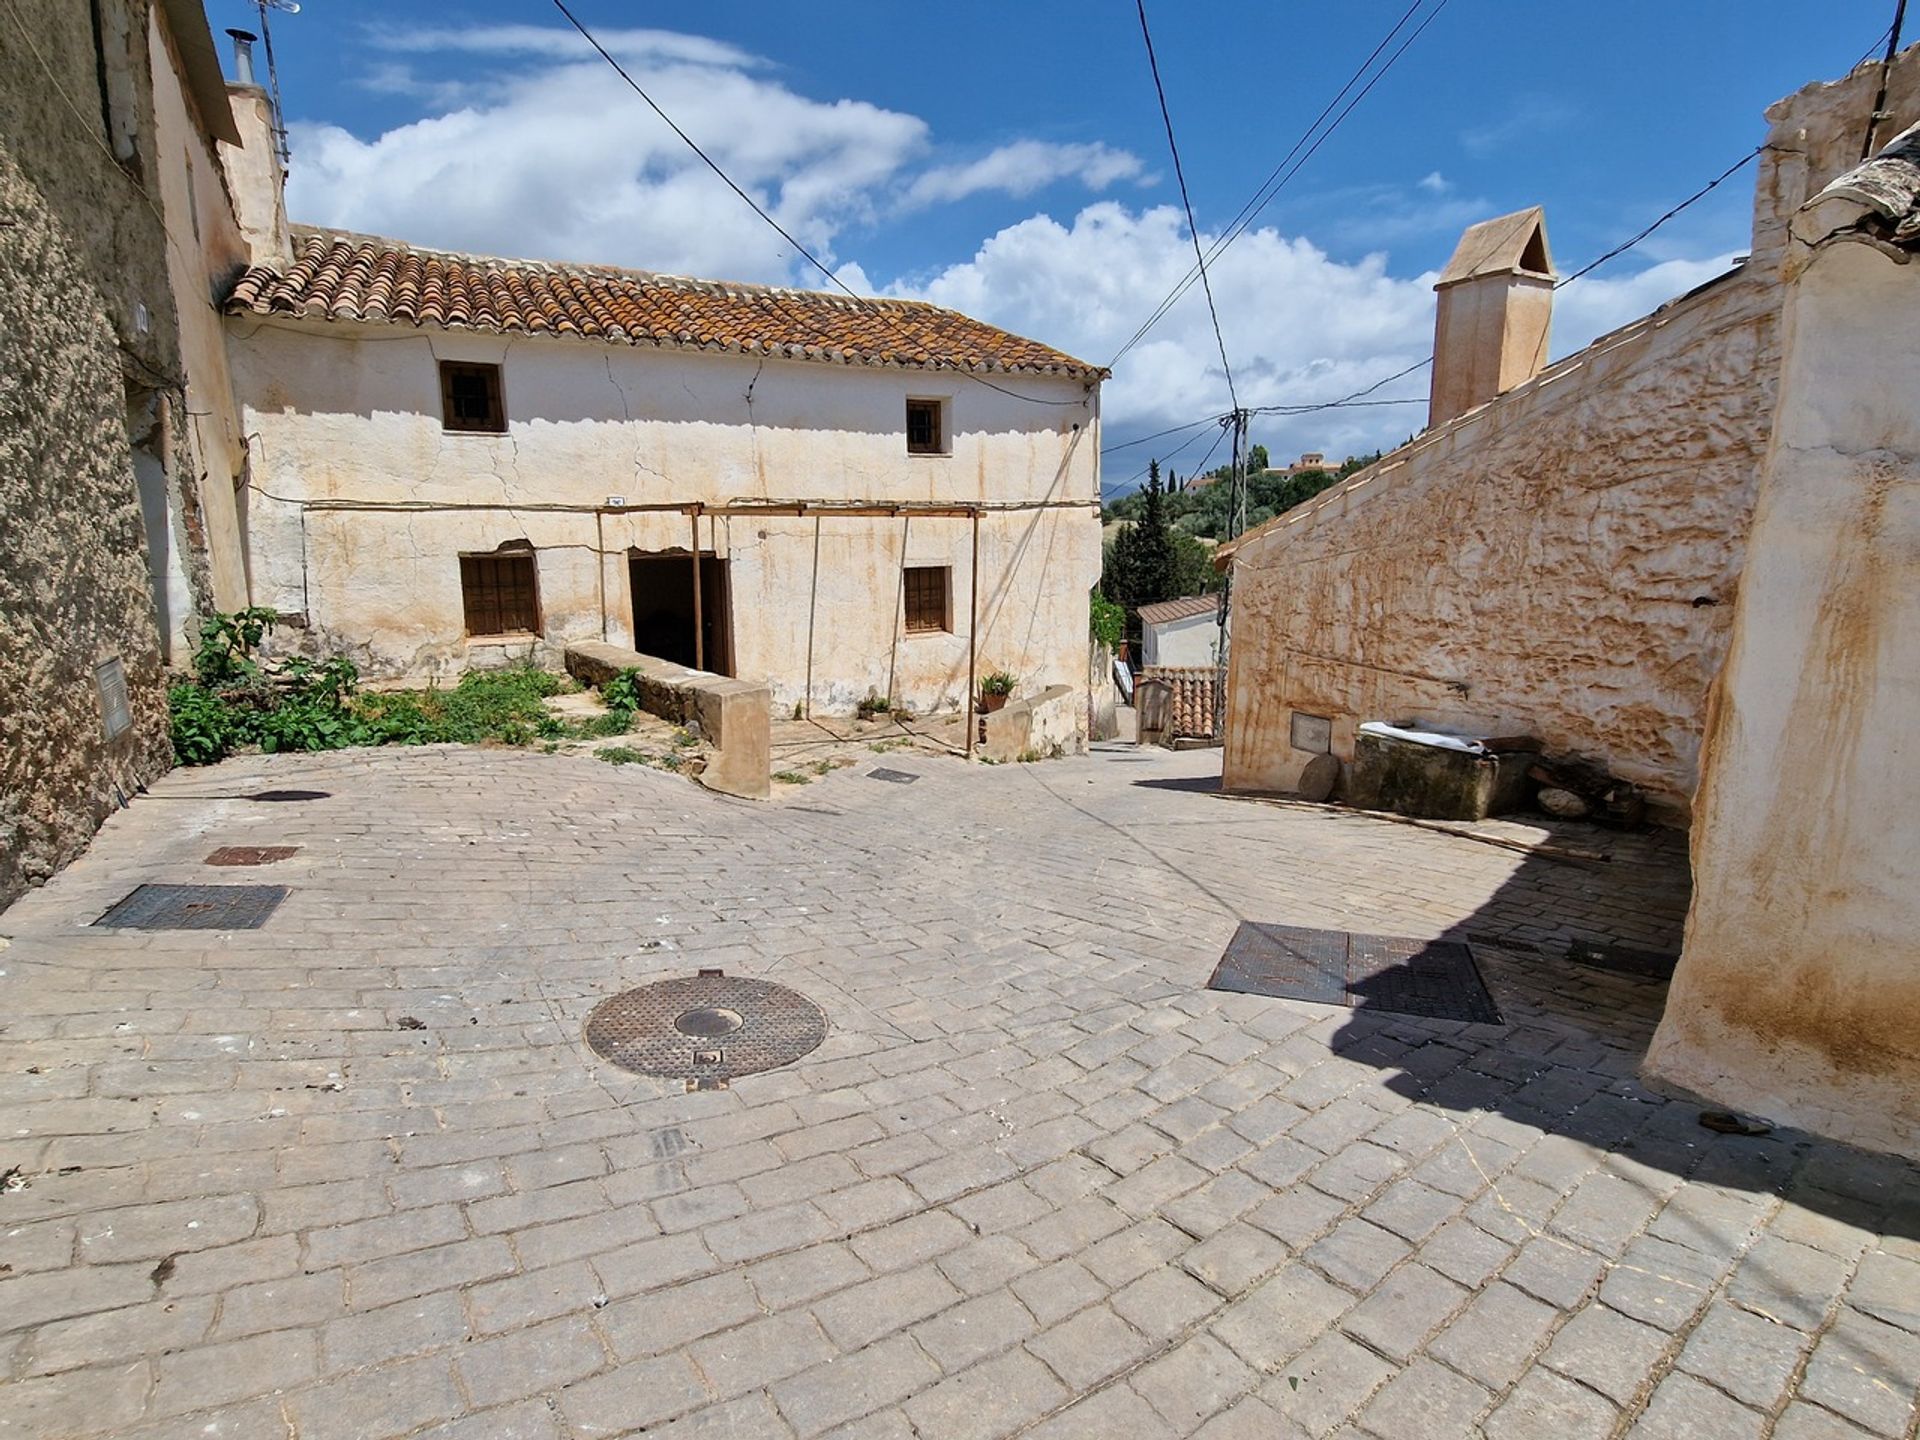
[225,1,1898,472]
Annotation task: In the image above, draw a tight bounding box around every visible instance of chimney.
[1428,207,1555,428]
[219,31,292,265]
[225,28,256,85]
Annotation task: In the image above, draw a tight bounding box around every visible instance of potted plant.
[978,669,1017,714]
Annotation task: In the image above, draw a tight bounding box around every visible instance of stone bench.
[563,642,771,800]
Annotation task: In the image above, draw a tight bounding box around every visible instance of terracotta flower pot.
[979,692,1009,714]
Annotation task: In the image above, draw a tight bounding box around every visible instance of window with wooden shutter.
[460,552,539,637]
[440,362,506,433]
[903,566,950,634]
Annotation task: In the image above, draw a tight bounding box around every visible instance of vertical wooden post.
[804,514,821,719]
[595,509,608,641]
[886,515,909,708]
[965,507,980,759]
[690,505,704,671]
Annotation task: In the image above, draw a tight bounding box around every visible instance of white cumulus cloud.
[285,26,1747,471]
[904,141,1147,208]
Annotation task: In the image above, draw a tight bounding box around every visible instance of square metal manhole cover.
[1209,922,1502,1024]
[94,884,289,930]
[867,768,919,784]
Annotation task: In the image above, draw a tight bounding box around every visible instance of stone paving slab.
[0,742,1916,1439]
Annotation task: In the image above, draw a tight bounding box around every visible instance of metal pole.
[1864,0,1910,158]
[690,506,704,671]
[966,507,980,759]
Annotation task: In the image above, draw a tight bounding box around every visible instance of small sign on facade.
[1289,710,1333,754]
[96,657,131,740]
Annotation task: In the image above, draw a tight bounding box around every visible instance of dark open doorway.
[628,550,731,675]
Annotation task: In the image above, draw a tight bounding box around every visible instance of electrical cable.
[551,0,1088,408]
[1108,0,1450,371]
[1134,0,1239,411]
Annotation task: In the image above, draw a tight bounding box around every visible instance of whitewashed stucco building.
[220,209,1105,719]
[1138,594,1221,669]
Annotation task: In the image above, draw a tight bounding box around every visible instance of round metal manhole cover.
[584,972,826,1085]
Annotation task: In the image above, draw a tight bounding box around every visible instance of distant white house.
[1138,594,1220,668]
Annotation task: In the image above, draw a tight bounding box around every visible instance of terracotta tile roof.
[224,228,1105,379]
[1137,594,1220,625]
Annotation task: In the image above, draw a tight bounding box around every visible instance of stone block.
[565,641,770,799]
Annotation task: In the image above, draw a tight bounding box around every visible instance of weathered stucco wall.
[1143,612,1219,669]
[1646,235,1920,1158]
[228,319,1101,716]
[0,0,180,907]
[1221,268,1774,819]
[149,5,255,638]
[1219,52,1920,823]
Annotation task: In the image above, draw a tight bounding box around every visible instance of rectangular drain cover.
[95,884,289,930]
[1209,922,1501,1024]
[205,846,300,867]
[867,768,919,784]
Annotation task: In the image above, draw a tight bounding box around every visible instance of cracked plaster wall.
[227,319,1102,716]
[1221,53,1920,825]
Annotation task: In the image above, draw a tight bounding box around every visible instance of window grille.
[440,362,507,433]
[903,566,950,633]
[906,399,944,455]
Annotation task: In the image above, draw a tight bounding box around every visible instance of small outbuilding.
[1137,594,1221,669]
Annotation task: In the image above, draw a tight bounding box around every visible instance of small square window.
[903,565,951,634]
[440,362,506,433]
[460,551,539,637]
[906,398,945,455]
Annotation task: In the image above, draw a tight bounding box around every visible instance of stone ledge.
[564,642,770,800]
[981,684,1085,763]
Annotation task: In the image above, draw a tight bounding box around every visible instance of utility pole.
[1213,408,1249,743]
[1864,0,1910,158]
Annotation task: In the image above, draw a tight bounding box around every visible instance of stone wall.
[0,0,182,907]
[1218,51,1920,824]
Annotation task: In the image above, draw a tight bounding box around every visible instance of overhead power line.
[1133,0,1239,412]
[1107,0,1452,372]
[1553,148,1762,291]
[551,0,1085,408]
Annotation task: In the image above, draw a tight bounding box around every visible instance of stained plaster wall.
[228,318,1101,716]
[1645,234,1920,1158]
[0,0,183,906]
[149,6,255,633]
[1219,53,1920,823]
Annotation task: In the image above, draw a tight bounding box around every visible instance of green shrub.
[598,746,647,766]
[602,667,644,715]
[168,610,579,765]
[1089,589,1125,651]
[168,682,243,765]
[980,668,1018,697]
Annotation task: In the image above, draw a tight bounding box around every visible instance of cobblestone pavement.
[1,744,1916,1440]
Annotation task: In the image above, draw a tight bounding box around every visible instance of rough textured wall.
[0,142,172,908]
[228,321,1101,715]
[1219,52,1920,823]
[1222,269,1775,820]
[1647,237,1920,1159]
